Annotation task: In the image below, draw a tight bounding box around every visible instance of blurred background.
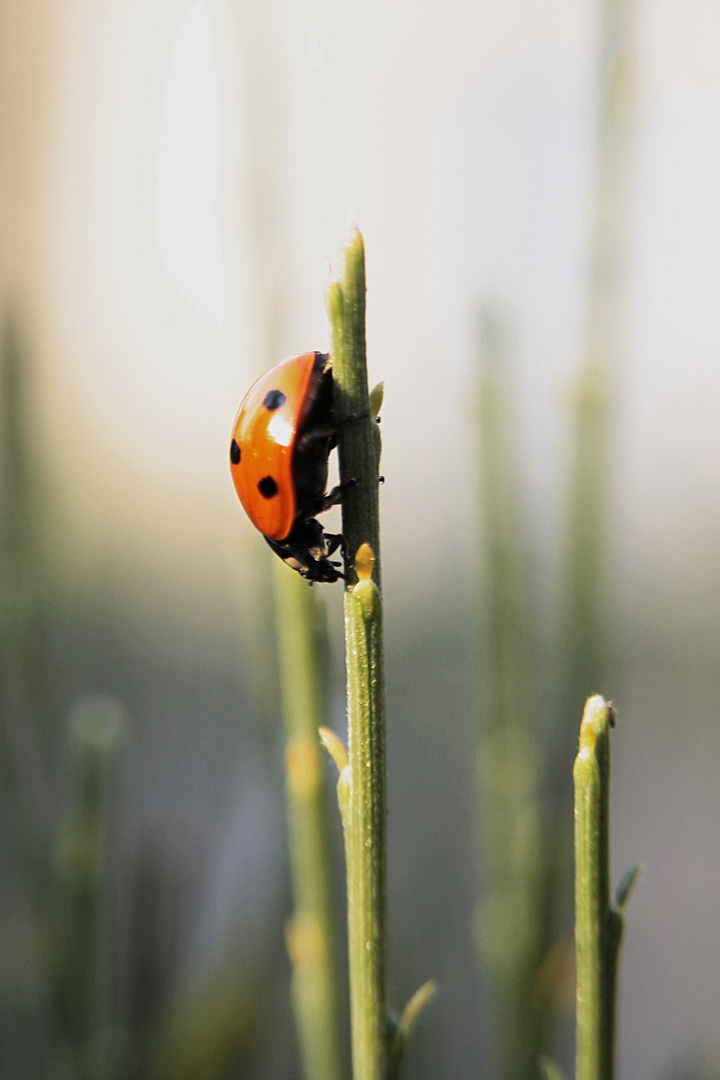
[1,0,719,1077]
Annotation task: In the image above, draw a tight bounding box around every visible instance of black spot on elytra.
[263,389,287,411]
[258,476,278,498]
[230,439,241,465]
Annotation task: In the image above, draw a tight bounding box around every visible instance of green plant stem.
[326,229,381,590]
[327,229,387,1080]
[573,695,614,1080]
[273,560,343,1080]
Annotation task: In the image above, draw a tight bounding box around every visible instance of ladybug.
[229,351,347,583]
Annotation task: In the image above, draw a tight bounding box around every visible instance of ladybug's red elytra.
[230,351,347,583]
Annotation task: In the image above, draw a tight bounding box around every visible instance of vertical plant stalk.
[343,545,386,1080]
[574,696,612,1080]
[327,229,387,1080]
[274,561,343,1080]
[553,0,637,782]
[473,304,548,1080]
[327,229,381,590]
[574,695,637,1080]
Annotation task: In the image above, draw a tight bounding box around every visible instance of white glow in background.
[155,2,225,329]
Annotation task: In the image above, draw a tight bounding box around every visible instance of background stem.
[54,695,125,1080]
[473,304,549,1080]
[552,0,637,786]
[274,562,343,1080]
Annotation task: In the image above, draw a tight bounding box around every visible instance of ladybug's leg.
[323,533,349,578]
[324,532,345,559]
[298,412,369,454]
[332,411,368,432]
[296,423,336,454]
[320,478,357,511]
[327,411,371,451]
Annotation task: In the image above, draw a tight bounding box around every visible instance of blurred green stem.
[474,305,548,1080]
[0,311,54,886]
[54,695,124,1079]
[273,561,343,1080]
[555,0,637,763]
[327,229,387,1080]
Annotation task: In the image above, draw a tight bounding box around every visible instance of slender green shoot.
[319,727,351,835]
[539,1057,567,1080]
[574,695,638,1080]
[327,229,387,1080]
[273,562,343,1080]
[387,979,437,1079]
[606,861,640,1053]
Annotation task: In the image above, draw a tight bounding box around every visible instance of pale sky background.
[37,0,720,593]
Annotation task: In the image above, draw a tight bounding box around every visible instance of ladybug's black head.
[265,519,344,583]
